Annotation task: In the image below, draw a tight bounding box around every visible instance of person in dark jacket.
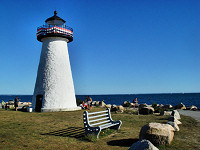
[14,96,19,111]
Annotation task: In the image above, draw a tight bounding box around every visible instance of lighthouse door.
[35,95,43,112]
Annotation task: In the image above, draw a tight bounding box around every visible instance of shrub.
[152,102,164,113]
[152,102,158,109]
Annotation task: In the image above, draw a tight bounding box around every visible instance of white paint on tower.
[32,11,81,112]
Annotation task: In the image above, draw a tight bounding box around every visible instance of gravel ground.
[178,109,200,122]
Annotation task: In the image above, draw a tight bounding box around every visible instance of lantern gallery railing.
[37,24,73,31]
[37,25,73,38]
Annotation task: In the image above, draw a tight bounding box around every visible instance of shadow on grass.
[41,127,85,139]
[107,138,139,147]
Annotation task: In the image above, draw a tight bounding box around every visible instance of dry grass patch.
[0,108,200,150]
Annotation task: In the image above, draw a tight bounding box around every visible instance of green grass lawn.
[0,108,200,150]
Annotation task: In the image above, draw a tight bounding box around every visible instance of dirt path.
[178,109,200,122]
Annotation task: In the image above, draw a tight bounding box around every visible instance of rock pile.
[128,108,183,149]
[1,101,32,110]
[90,100,198,115]
[167,110,181,131]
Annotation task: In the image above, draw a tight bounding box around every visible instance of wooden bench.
[83,108,122,138]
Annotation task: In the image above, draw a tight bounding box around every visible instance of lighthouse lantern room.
[32,11,80,112]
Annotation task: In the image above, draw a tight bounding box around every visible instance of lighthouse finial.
[54,11,57,16]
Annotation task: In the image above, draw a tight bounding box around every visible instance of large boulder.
[8,100,14,105]
[188,105,198,111]
[22,102,28,105]
[171,110,181,120]
[139,122,175,146]
[18,102,24,107]
[139,103,148,109]
[168,116,182,125]
[91,101,97,106]
[151,103,159,108]
[22,105,30,112]
[122,101,131,107]
[99,100,106,107]
[139,106,154,115]
[111,105,118,111]
[7,104,15,109]
[159,104,164,108]
[180,106,186,110]
[167,121,180,132]
[164,104,173,109]
[106,104,112,109]
[130,103,139,108]
[160,111,172,116]
[130,103,134,107]
[118,105,125,111]
[128,139,159,150]
[175,102,186,110]
[95,101,100,106]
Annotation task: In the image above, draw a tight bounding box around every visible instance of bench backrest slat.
[88,113,108,119]
[90,120,110,126]
[89,117,109,123]
[88,110,108,115]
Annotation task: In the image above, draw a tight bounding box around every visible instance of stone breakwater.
[89,100,199,115]
[1,101,32,111]
[133,110,182,149]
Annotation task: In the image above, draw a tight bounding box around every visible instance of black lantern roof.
[45,11,66,23]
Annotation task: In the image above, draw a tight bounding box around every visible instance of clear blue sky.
[0,0,199,95]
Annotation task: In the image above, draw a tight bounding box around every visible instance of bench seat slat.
[88,113,108,119]
[88,110,108,115]
[90,120,110,126]
[89,117,109,123]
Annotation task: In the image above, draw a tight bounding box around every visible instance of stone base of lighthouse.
[32,37,81,112]
[41,107,81,112]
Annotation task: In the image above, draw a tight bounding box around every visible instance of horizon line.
[0,92,200,96]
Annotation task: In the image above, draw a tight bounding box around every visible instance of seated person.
[133,98,138,104]
[80,101,85,109]
[84,97,88,109]
[133,98,138,107]
[84,102,88,109]
[87,96,92,110]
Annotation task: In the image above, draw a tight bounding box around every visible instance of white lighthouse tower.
[32,11,80,112]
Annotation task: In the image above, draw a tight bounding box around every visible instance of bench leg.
[85,127,101,139]
[110,120,122,130]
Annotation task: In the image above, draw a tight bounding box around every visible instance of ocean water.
[0,93,200,108]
